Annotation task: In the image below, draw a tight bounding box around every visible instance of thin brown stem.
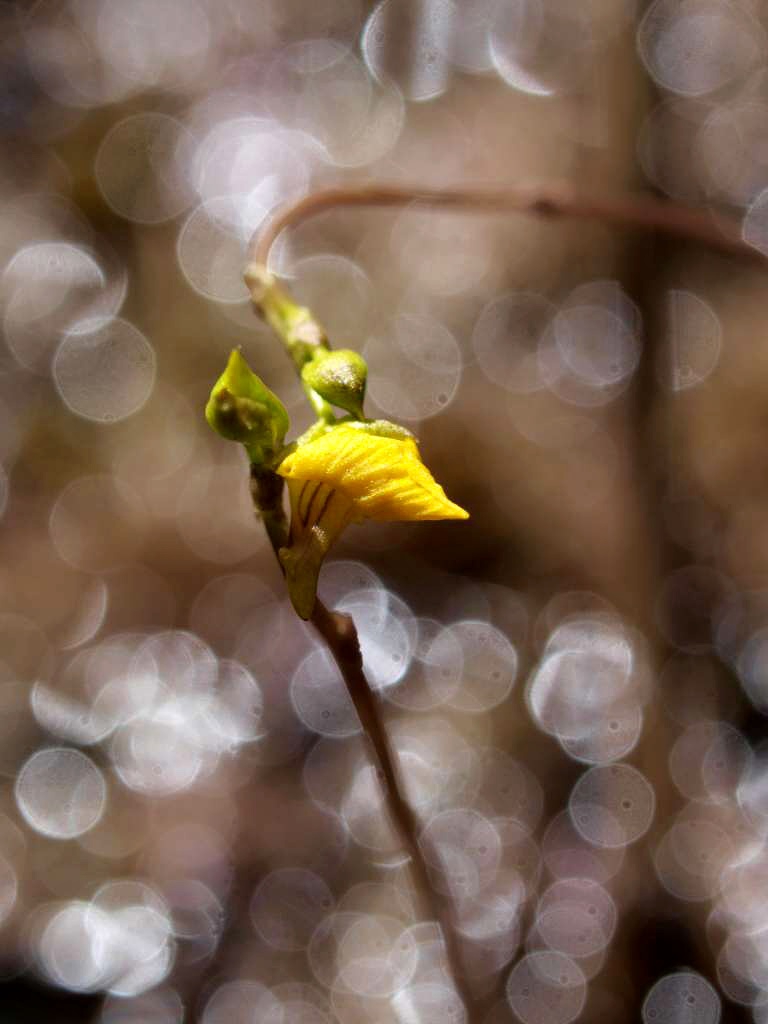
[309,600,474,1014]
[249,182,764,269]
[248,476,476,1014]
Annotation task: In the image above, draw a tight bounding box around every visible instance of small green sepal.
[344,418,415,440]
[301,349,367,419]
[205,349,289,464]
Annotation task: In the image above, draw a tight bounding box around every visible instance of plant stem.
[249,465,289,555]
[248,475,475,1013]
[242,176,765,1020]
[243,262,329,371]
[309,600,474,1014]
[248,182,764,269]
[244,271,476,1015]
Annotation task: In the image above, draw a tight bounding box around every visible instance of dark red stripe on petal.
[304,481,327,527]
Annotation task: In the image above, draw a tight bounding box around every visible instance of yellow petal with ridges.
[277,424,468,522]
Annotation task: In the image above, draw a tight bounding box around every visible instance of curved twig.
[249,182,763,269]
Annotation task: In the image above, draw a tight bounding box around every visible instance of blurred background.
[2,0,768,1020]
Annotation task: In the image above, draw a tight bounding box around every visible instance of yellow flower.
[276,424,468,618]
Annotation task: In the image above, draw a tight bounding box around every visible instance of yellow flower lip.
[276,423,469,522]
[276,423,467,618]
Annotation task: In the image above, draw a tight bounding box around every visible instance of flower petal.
[280,480,356,619]
[277,424,468,522]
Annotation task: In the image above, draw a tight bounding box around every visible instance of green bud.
[301,349,367,419]
[205,349,289,464]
